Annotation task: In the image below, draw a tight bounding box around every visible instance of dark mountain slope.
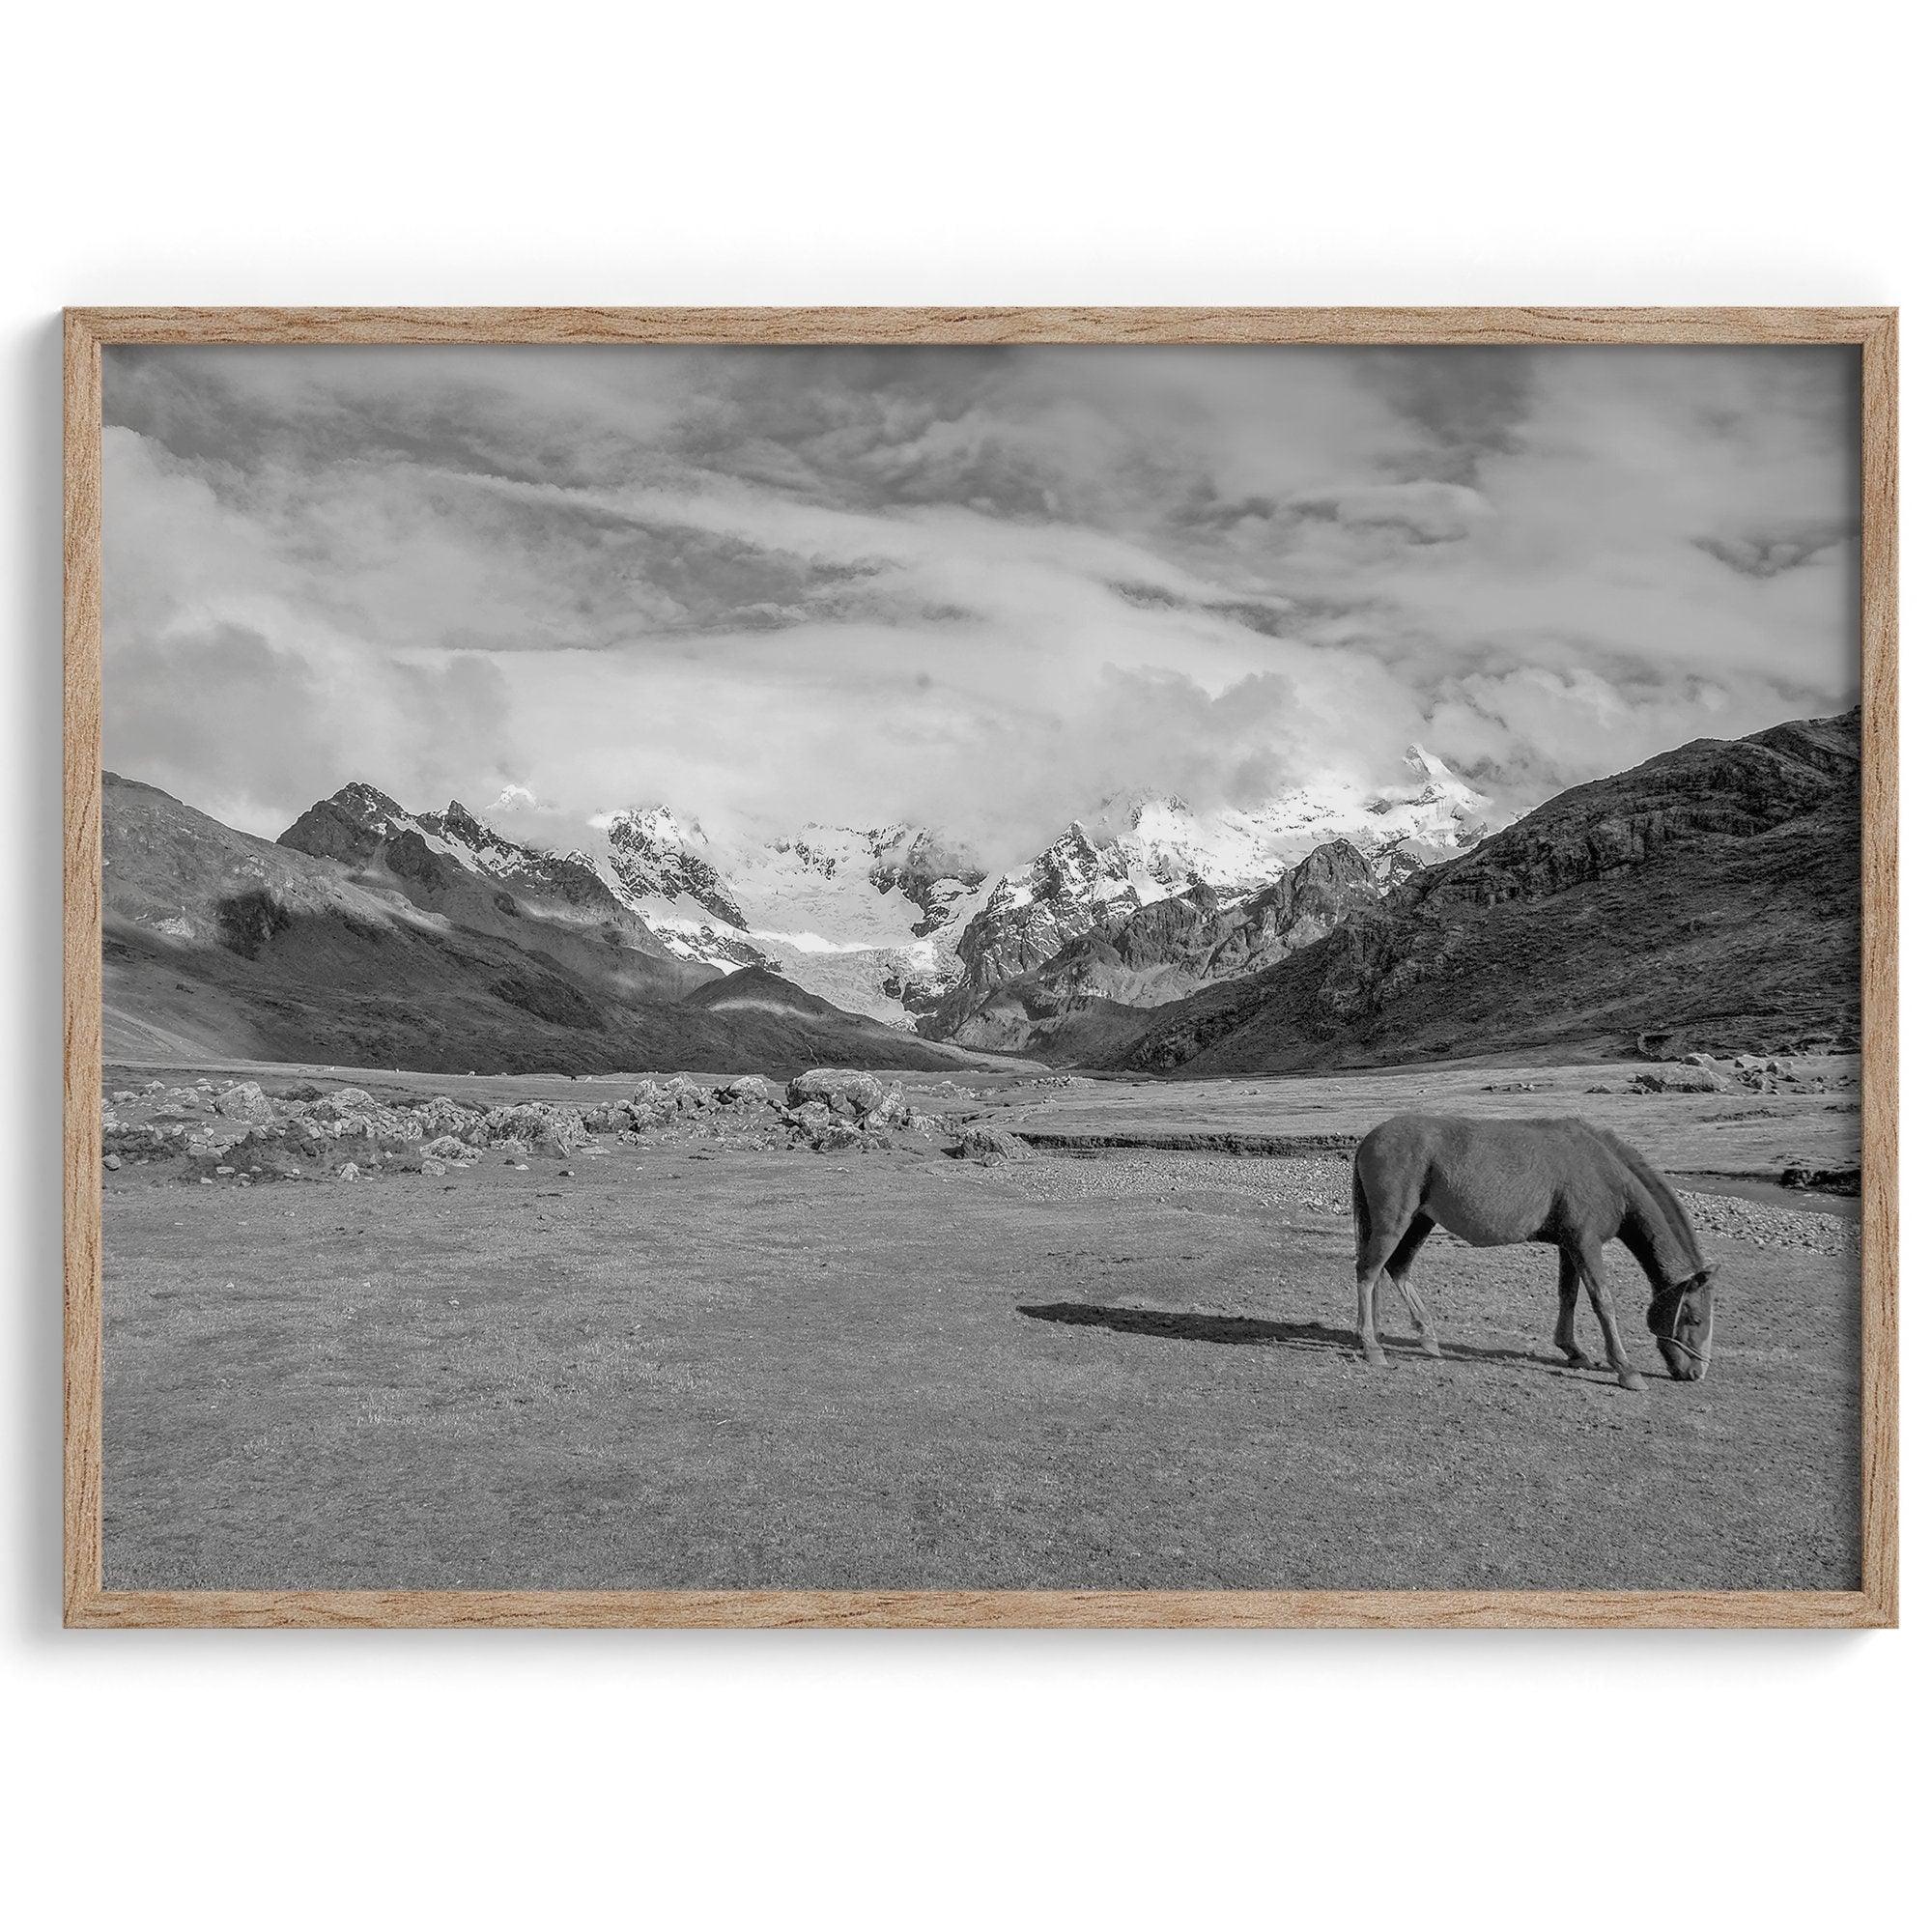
[102,777,996,1074]
[671,965,991,1070]
[1109,710,1861,1074]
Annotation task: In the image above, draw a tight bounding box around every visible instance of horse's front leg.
[1572,1242,1644,1392]
[1553,1253,1599,1371]
[1386,1214,1442,1358]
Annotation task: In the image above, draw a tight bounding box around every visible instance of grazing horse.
[1350,1114,1719,1391]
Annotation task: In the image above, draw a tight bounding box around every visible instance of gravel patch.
[1007,1151,1854,1257]
[1007,1151,1352,1216]
[1680,1189,1853,1257]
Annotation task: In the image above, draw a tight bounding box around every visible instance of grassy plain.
[99,1057,1861,1592]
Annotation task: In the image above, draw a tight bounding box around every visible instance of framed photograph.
[62,307,1897,1629]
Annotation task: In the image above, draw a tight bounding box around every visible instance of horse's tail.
[1351,1157,1369,1255]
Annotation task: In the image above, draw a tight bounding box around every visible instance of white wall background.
[2,4,1919,1925]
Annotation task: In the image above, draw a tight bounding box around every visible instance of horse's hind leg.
[1353,1152,1426,1369]
[1553,1253,1599,1371]
[1571,1241,1644,1393]
[1385,1214,1442,1358]
[1353,1208,1413,1370]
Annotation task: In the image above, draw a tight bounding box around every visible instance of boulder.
[628,1080,674,1123]
[786,1068,886,1119]
[412,1095,474,1138]
[861,1083,909,1130]
[213,1080,277,1123]
[1631,1066,1727,1094]
[631,1075,711,1119]
[472,1100,590,1157]
[719,1075,781,1107]
[952,1125,1035,1163]
[103,1122,189,1161]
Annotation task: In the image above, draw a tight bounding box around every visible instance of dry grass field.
[99,1057,1861,1592]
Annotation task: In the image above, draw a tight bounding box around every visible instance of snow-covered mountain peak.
[942,745,1506,1020]
[297,739,1501,1034]
[609,803,699,847]
[1395,742,1486,810]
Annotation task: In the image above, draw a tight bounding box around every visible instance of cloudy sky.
[101,342,1861,860]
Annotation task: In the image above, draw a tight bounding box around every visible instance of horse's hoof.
[1363,1351,1388,1370]
[1564,1353,1600,1372]
[1420,1342,1443,1360]
[1617,1370,1647,1393]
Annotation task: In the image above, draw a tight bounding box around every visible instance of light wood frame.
[63,307,1899,1629]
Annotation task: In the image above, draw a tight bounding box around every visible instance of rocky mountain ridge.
[274,743,1497,1035]
[923,751,1497,1039]
[933,838,1385,1052]
[1101,710,1861,1074]
[107,775,992,1076]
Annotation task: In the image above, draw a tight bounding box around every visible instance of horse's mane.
[1595,1127,1706,1275]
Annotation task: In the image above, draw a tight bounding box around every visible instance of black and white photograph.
[93,338,1867,1597]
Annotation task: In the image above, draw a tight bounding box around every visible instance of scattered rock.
[952,1125,1035,1164]
[1779,1165,1860,1196]
[467,1101,590,1157]
[335,1162,360,1181]
[213,1080,276,1122]
[629,1075,713,1122]
[1631,1066,1728,1094]
[787,1068,886,1119]
[104,1063,1001,1179]
[104,1122,190,1161]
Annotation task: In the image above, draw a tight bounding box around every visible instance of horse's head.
[1646,1264,1719,1380]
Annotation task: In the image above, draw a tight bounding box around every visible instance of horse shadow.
[1016,1300,1557,1372]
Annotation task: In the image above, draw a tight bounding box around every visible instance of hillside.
[1102,711,1861,1074]
[102,777,997,1075]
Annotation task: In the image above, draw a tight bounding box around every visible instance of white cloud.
[100,342,1861,855]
